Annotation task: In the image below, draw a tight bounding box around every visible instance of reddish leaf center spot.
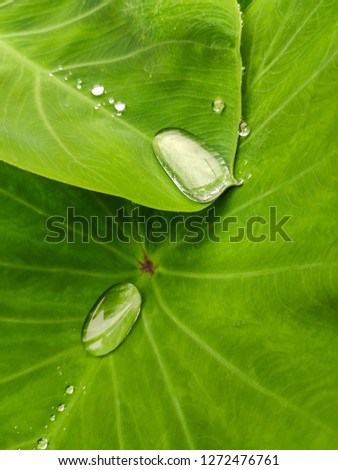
[139,254,156,276]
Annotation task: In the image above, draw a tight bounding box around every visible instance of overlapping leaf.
[0,0,242,211]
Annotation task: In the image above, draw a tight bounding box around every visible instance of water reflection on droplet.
[212,98,225,114]
[91,84,105,96]
[36,438,48,450]
[239,121,251,137]
[152,128,241,203]
[82,283,142,357]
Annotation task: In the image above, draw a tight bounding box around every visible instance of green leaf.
[0,0,337,450]
[0,0,242,211]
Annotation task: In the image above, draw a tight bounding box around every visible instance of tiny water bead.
[152,128,241,203]
[36,438,48,450]
[57,403,65,412]
[91,84,105,96]
[82,283,142,357]
[50,415,56,422]
[239,121,251,137]
[108,97,115,105]
[212,98,225,114]
[65,385,74,395]
[114,101,126,116]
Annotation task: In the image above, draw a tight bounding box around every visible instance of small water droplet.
[48,72,54,77]
[58,65,63,71]
[114,101,126,115]
[91,84,105,96]
[82,283,142,357]
[108,97,115,105]
[242,66,246,75]
[152,128,241,203]
[50,415,56,422]
[76,84,82,90]
[36,438,48,450]
[94,103,101,110]
[57,403,65,413]
[65,385,74,395]
[44,424,48,429]
[239,121,251,137]
[212,98,225,114]
[64,76,68,81]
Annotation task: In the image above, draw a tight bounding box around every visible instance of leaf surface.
[0,0,242,211]
[0,0,337,450]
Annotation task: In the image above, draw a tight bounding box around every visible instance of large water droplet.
[152,128,240,203]
[212,98,225,114]
[36,438,48,450]
[91,84,105,96]
[82,283,142,357]
[239,121,251,137]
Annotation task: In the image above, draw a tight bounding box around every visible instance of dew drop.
[82,283,142,357]
[57,403,65,413]
[114,101,126,115]
[36,438,48,450]
[152,128,241,203]
[50,415,56,422]
[108,97,115,105]
[65,385,74,395]
[212,98,225,114]
[76,83,82,90]
[48,72,54,77]
[239,121,251,137]
[94,103,101,110]
[242,66,246,75]
[58,65,63,71]
[91,84,105,96]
